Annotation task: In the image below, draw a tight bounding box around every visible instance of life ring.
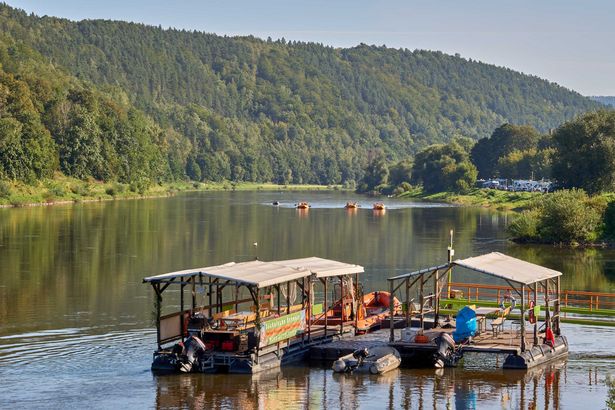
[528,301,536,324]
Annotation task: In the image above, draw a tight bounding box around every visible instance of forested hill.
[0,3,600,185]
[591,96,615,107]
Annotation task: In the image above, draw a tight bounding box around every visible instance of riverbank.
[0,177,339,208]
[396,187,540,210]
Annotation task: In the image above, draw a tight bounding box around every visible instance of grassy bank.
[396,187,540,210]
[0,177,339,208]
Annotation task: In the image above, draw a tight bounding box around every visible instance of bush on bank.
[507,189,607,244]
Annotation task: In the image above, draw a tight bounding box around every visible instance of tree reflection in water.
[153,361,566,409]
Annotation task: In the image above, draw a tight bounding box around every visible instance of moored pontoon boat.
[143,257,379,374]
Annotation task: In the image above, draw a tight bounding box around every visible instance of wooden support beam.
[533,282,538,346]
[324,277,328,337]
[286,281,291,315]
[159,277,176,294]
[255,287,260,364]
[354,272,359,331]
[208,276,213,314]
[434,269,440,325]
[191,276,196,310]
[555,276,561,335]
[419,272,425,330]
[389,278,395,342]
[277,284,281,315]
[180,281,185,342]
[404,277,410,327]
[520,284,526,352]
[153,282,162,349]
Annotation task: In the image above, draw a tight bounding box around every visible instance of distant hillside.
[0,3,601,185]
[591,96,615,107]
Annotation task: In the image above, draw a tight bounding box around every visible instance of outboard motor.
[332,348,369,373]
[178,336,207,373]
[433,332,459,368]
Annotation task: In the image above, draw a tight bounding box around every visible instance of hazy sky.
[9,0,615,95]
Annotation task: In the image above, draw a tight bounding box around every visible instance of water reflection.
[1,191,615,408]
[153,362,567,409]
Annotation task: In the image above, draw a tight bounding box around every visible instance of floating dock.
[311,327,568,369]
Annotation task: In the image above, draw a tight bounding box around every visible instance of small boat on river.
[373,202,386,210]
[312,290,401,335]
[296,202,310,209]
[332,346,401,374]
[344,202,359,209]
[356,291,402,334]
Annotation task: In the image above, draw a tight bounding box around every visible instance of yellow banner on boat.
[259,310,306,348]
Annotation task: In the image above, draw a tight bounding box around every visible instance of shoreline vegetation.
[0,177,541,210]
[0,176,338,208]
[396,187,540,210]
[4,177,615,248]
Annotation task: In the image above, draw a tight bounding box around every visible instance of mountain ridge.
[0,3,601,185]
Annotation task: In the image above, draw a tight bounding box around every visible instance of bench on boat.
[491,306,512,337]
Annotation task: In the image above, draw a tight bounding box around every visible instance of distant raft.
[296,202,310,209]
[372,202,386,210]
[344,201,359,209]
[332,346,401,375]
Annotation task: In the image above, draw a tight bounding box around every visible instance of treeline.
[0,3,600,186]
[359,110,615,196]
[0,36,178,191]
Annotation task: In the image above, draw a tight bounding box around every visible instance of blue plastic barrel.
[452,306,477,343]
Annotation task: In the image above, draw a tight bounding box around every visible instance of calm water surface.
[1,191,614,409]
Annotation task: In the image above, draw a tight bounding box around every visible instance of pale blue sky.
[9,0,615,95]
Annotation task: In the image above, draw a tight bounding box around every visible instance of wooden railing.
[447,282,615,312]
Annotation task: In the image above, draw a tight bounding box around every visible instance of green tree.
[552,110,615,194]
[471,124,541,178]
[412,142,477,193]
[388,159,413,187]
[358,154,389,192]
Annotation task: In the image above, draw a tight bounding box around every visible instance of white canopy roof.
[143,260,311,288]
[275,257,364,278]
[453,252,562,285]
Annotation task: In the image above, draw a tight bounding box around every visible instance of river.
[0,191,613,409]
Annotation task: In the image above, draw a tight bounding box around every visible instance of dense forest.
[0,3,601,186]
[592,96,615,107]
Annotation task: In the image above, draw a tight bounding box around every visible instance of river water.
[0,191,614,409]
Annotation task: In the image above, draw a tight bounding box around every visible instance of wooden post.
[277,284,281,315]
[302,278,307,343]
[405,278,410,327]
[235,284,240,313]
[286,281,291,315]
[208,276,213,315]
[434,269,440,325]
[180,281,185,341]
[389,279,395,342]
[255,287,260,363]
[307,278,312,341]
[191,276,196,310]
[354,273,359,331]
[520,284,526,352]
[555,276,561,335]
[154,283,162,349]
[323,278,328,337]
[340,277,345,336]
[533,282,538,346]
[544,280,550,330]
[419,273,425,331]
